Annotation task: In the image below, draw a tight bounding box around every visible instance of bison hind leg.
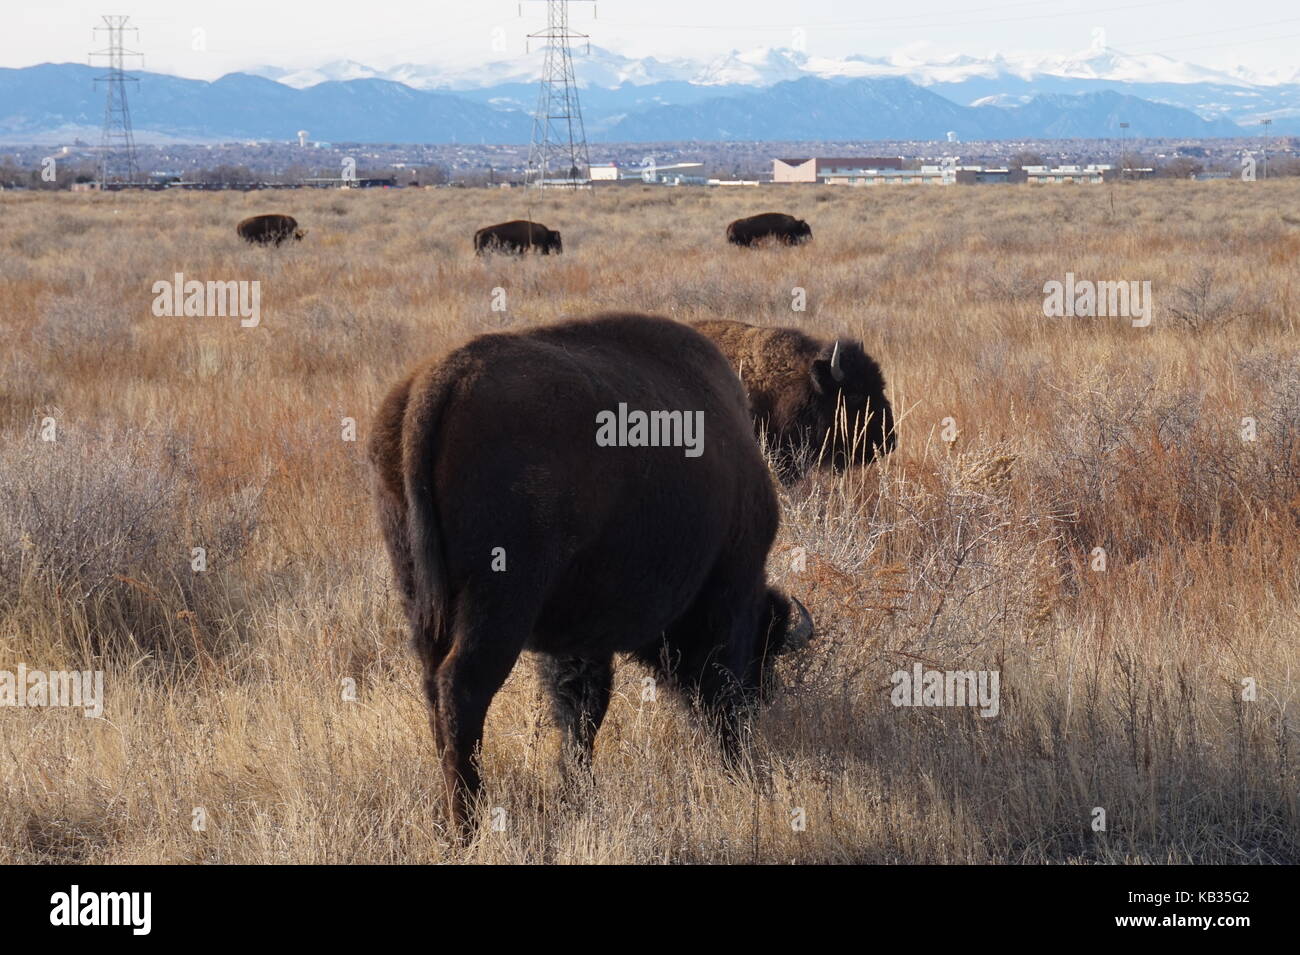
[540,654,613,779]
[433,594,535,838]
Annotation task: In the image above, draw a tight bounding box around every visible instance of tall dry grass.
[0,180,1298,863]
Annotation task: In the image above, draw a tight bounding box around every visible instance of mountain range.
[1,45,1296,145]
[250,45,1298,93]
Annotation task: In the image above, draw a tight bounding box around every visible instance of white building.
[773,156,905,183]
[1022,164,1115,184]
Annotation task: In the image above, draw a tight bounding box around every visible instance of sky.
[9,0,1300,79]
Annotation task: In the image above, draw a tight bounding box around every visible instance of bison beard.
[693,320,896,483]
[369,312,813,835]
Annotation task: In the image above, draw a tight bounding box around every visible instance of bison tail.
[402,371,457,659]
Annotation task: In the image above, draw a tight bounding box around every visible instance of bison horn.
[829,341,845,383]
[781,597,815,654]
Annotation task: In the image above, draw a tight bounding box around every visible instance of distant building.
[771,156,1160,187]
[589,162,620,181]
[1022,164,1116,184]
[956,167,1015,184]
[300,176,398,189]
[773,156,904,183]
[823,165,954,186]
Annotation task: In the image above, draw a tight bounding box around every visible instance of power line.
[596,0,1184,33]
[1152,29,1300,58]
[1120,16,1300,50]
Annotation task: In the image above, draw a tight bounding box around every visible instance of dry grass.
[1,180,1298,863]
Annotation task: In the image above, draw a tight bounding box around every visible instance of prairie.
[1,179,1298,863]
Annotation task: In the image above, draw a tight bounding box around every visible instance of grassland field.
[1,180,1298,863]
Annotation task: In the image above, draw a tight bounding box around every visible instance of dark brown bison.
[369,312,813,833]
[694,320,895,483]
[236,213,305,246]
[473,219,562,255]
[726,212,811,247]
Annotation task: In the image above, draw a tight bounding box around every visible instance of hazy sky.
[11,1,1300,78]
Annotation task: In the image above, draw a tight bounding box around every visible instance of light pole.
[1262,118,1273,180]
[1119,122,1130,180]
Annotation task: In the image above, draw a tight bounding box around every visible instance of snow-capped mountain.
[251,59,386,88]
[249,44,1281,92]
[249,47,701,91]
[691,47,810,86]
[1008,48,1254,87]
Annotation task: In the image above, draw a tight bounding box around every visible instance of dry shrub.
[0,425,263,663]
[1037,356,1300,562]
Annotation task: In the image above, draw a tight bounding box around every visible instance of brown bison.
[369,312,813,834]
[726,212,811,247]
[473,219,562,255]
[694,320,895,483]
[236,213,305,246]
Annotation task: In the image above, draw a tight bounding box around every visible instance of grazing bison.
[474,219,563,255]
[369,312,814,833]
[726,212,811,247]
[694,320,895,483]
[236,213,305,246]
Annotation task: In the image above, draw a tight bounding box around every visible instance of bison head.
[549,230,563,253]
[294,229,307,241]
[792,219,812,242]
[806,337,895,472]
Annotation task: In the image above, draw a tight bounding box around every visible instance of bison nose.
[779,597,815,654]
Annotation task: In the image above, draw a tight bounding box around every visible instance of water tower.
[947,131,958,143]
[297,130,309,147]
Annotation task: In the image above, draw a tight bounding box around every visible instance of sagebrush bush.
[0,426,263,662]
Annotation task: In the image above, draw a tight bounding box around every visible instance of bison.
[369,312,813,834]
[693,320,895,483]
[473,219,562,255]
[726,212,811,247]
[236,213,305,246]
